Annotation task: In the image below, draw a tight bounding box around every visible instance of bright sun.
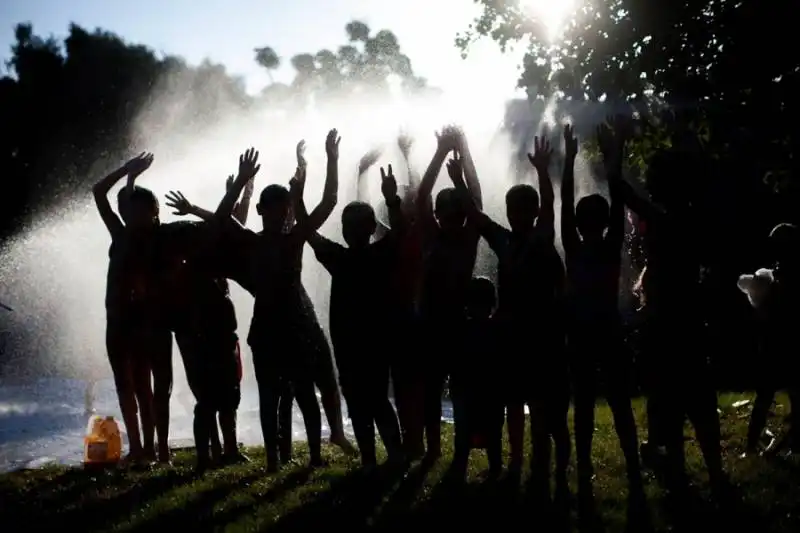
[519,0,575,40]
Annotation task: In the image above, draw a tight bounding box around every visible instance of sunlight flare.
[519,0,575,40]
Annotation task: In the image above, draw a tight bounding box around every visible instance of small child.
[450,277,503,478]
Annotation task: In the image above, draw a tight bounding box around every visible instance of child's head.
[769,223,799,268]
[342,201,377,248]
[118,186,159,230]
[434,188,466,232]
[467,276,496,319]
[505,184,539,233]
[575,194,609,240]
[256,184,291,231]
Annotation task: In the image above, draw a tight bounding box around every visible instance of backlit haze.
[0,0,598,391]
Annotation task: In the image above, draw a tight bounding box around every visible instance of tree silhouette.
[254,46,280,83]
[0,19,426,240]
[257,20,427,104]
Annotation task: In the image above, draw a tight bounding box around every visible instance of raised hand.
[296,140,307,169]
[289,163,307,198]
[563,124,579,159]
[435,125,461,153]
[380,164,398,200]
[325,128,341,159]
[238,148,261,180]
[398,133,413,158]
[359,149,382,176]
[226,174,235,191]
[446,150,465,186]
[527,135,553,172]
[125,152,154,179]
[165,191,192,216]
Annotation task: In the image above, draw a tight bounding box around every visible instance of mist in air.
[0,69,598,396]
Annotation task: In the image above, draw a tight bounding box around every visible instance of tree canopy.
[460,0,799,217]
[253,21,427,104]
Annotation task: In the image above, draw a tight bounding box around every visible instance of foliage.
[460,0,799,224]
[253,20,426,104]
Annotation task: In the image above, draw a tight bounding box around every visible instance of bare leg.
[108,325,143,458]
[150,331,173,463]
[130,355,156,459]
[506,402,525,472]
[253,353,283,472]
[314,347,356,454]
[294,376,323,466]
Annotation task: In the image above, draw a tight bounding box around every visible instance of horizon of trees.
[0,20,435,242]
[1,5,797,378]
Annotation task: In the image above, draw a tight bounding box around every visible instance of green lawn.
[2,393,799,532]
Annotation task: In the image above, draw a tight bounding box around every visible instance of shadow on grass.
[0,466,197,531]
[124,470,270,532]
[208,464,320,528]
[244,461,409,532]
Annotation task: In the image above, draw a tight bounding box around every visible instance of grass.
[2,393,799,532]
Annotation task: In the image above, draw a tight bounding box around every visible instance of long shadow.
[369,458,435,528]
[3,466,197,531]
[266,462,407,532]
[208,465,318,528]
[125,470,269,532]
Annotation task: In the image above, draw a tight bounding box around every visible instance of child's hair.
[258,184,290,209]
[342,201,376,225]
[118,186,158,217]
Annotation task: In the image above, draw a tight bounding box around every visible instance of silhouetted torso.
[567,238,621,327]
[420,224,480,321]
[642,212,702,321]
[223,221,320,350]
[480,217,564,322]
[157,221,237,335]
[106,230,161,323]
[313,234,398,353]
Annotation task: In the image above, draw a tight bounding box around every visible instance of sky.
[0,0,528,99]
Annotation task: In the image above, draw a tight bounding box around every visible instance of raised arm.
[560,125,581,257]
[380,164,404,235]
[447,151,507,251]
[446,151,482,222]
[528,135,555,239]
[233,175,255,225]
[456,131,483,211]
[416,126,459,230]
[92,152,153,238]
[618,179,665,224]
[398,133,421,192]
[600,119,627,248]
[165,190,213,221]
[357,148,381,203]
[215,148,260,219]
[293,129,340,237]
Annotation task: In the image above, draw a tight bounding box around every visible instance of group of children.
[93,118,798,512]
